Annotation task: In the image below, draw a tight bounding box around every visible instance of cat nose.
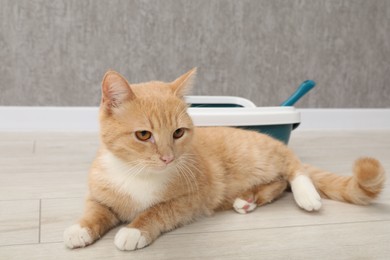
[160,155,174,165]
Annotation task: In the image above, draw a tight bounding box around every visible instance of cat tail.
[304,157,385,205]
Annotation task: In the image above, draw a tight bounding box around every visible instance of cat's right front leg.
[64,197,120,249]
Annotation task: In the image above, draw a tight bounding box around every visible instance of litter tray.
[186,96,300,144]
[184,79,316,144]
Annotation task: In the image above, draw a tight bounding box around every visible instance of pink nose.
[160,155,174,165]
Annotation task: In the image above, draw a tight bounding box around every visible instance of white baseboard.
[0,107,389,131]
[297,109,390,130]
[0,107,99,132]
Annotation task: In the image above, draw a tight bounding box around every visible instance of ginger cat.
[64,69,385,251]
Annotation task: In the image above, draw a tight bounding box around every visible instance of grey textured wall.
[0,0,389,108]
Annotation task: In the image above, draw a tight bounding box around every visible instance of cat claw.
[233,198,257,214]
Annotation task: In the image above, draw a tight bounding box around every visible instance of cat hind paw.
[233,198,257,214]
[291,175,322,211]
[63,224,93,249]
[114,227,149,251]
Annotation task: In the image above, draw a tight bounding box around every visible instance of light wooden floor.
[0,130,389,259]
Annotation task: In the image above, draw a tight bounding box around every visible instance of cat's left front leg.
[114,196,203,251]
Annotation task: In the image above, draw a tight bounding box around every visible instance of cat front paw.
[233,198,257,214]
[114,227,149,251]
[63,224,94,249]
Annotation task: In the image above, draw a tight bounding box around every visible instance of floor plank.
[0,169,88,200]
[0,200,40,246]
[40,198,84,243]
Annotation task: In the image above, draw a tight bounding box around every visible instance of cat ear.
[101,70,136,108]
[171,68,197,97]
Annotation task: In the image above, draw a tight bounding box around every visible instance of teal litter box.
[185,80,316,144]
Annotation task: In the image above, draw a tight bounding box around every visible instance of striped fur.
[304,158,385,205]
[64,69,386,251]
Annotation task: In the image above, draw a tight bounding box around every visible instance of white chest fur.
[101,151,171,210]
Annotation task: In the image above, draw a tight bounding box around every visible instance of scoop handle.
[280,80,316,106]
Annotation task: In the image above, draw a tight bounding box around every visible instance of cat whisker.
[120,161,148,179]
[175,161,196,195]
[126,166,149,192]
[129,165,147,178]
[180,153,200,166]
[182,154,201,187]
[176,159,199,196]
[176,164,195,196]
[181,162,199,194]
[111,162,147,192]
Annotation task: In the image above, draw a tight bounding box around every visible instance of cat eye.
[135,130,152,141]
[173,128,185,139]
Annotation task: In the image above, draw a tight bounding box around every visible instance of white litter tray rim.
[188,106,300,127]
[185,96,257,108]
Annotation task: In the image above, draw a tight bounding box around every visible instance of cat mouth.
[149,162,176,172]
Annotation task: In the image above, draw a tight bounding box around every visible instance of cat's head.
[99,68,196,173]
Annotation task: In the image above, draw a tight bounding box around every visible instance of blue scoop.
[280,80,316,106]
